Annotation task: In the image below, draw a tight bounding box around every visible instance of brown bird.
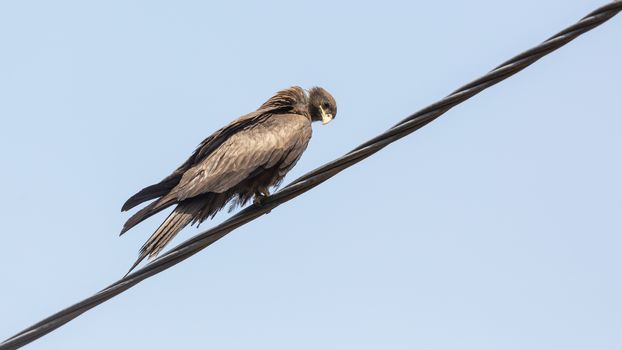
[121,86,337,271]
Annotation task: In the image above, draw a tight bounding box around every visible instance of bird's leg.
[259,186,270,198]
[253,186,271,205]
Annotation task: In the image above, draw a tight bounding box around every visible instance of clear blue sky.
[1,1,620,349]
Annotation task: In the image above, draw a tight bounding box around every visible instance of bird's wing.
[170,114,312,201]
[121,108,277,212]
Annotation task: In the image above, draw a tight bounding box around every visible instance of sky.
[0,1,621,349]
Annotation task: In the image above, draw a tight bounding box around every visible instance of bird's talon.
[258,186,270,198]
[253,193,272,214]
[253,195,265,205]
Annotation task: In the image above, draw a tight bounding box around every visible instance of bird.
[120,86,337,272]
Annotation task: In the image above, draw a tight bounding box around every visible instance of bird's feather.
[170,114,312,200]
[120,107,278,212]
[125,198,204,274]
[119,196,176,235]
[121,86,331,273]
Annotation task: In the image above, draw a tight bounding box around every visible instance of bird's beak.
[322,113,333,125]
[320,106,333,125]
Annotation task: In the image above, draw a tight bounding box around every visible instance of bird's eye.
[322,101,330,108]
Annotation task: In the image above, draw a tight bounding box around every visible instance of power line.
[2,2,621,349]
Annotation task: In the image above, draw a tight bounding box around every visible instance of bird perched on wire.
[120,86,337,272]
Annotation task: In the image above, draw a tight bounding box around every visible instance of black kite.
[121,86,337,271]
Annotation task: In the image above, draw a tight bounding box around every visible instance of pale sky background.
[0,1,621,349]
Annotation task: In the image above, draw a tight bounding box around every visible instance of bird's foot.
[253,195,265,206]
[253,187,272,213]
[258,186,270,198]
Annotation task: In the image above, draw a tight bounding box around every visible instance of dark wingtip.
[119,226,129,236]
[121,196,140,212]
[118,197,175,238]
[121,177,182,213]
[121,202,132,212]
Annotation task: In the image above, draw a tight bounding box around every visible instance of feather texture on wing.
[120,86,337,272]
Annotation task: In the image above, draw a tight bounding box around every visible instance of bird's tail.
[126,200,204,275]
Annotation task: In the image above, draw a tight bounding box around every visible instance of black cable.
[2,2,620,349]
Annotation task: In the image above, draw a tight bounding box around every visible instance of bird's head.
[308,87,337,125]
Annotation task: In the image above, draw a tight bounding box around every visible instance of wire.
[2,2,621,349]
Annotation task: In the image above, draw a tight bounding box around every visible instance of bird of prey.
[121,86,337,271]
